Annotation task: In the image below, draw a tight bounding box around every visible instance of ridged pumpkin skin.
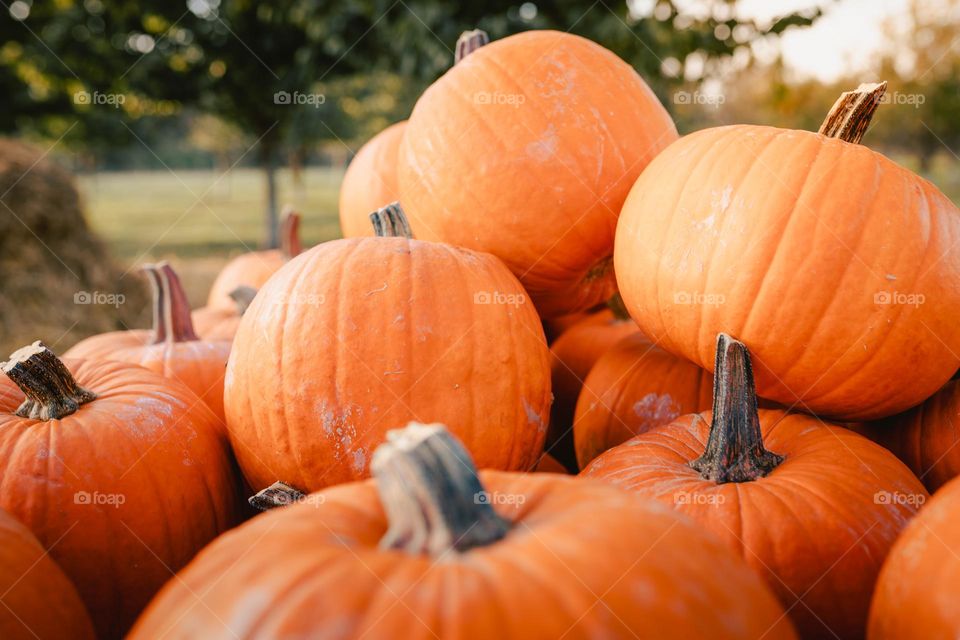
[615,124,960,420]
[575,333,712,467]
[130,472,796,640]
[582,410,927,639]
[858,379,960,492]
[225,238,551,492]
[399,30,678,318]
[339,121,406,238]
[0,358,239,639]
[192,306,242,342]
[0,508,95,640]
[869,475,960,638]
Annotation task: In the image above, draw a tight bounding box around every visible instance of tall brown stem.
[280,206,302,259]
[143,262,199,344]
[370,202,413,239]
[2,342,97,420]
[455,29,489,63]
[818,81,887,144]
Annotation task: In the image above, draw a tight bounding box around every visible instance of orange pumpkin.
[615,82,960,421]
[858,378,960,492]
[207,207,302,310]
[869,474,960,638]
[0,342,239,638]
[225,204,551,492]
[399,30,677,318]
[547,301,637,470]
[131,423,796,639]
[0,507,95,640]
[532,451,568,474]
[575,332,712,468]
[66,262,231,422]
[338,121,407,238]
[191,284,257,342]
[582,333,928,639]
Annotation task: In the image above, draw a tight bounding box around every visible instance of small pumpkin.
[225,204,551,492]
[338,121,407,238]
[532,451,568,474]
[66,262,232,422]
[399,29,678,318]
[191,284,257,342]
[547,298,637,470]
[0,342,240,638]
[857,378,960,492]
[206,207,302,310]
[615,82,960,420]
[131,423,796,639]
[582,333,928,639]
[868,474,960,638]
[574,331,712,468]
[0,506,95,640]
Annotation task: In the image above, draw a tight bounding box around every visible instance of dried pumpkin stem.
[143,262,199,344]
[373,422,510,556]
[455,29,489,64]
[818,81,887,144]
[228,285,258,315]
[370,202,413,238]
[248,481,306,511]
[2,341,96,420]
[690,334,783,484]
[280,206,302,259]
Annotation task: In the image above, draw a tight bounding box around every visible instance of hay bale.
[0,138,148,357]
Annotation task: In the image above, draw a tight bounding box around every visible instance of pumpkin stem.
[689,334,783,484]
[818,81,887,144]
[607,292,631,321]
[370,202,413,238]
[280,206,302,259]
[143,262,199,344]
[228,285,258,315]
[248,481,306,511]
[372,422,510,556]
[455,29,489,63]
[2,341,97,420]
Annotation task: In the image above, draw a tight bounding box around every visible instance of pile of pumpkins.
[2,28,959,640]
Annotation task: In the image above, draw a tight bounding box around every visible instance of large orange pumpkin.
[857,378,960,492]
[192,284,256,342]
[0,507,95,640]
[615,82,960,420]
[338,121,407,238]
[66,262,232,422]
[131,423,796,639]
[0,342,239,638]
[399,29,677,318]
[225,204,551,492]
[207,208,302,310]
[582,333,928,639]
[575,331,712,468]
[869,474,960,638]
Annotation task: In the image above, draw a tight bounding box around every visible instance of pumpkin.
[575,331,713,468]
[338,121,407,238]
[0,506,95,640]
[547,298,637,470]
[532,451,568,474]
[131,423,796,639]
[191,284,257,342]
[206,207,302,310]
[582,333,928,639]
[615,82,960,420]
[224,204,551,492]
[398,29,678,318]
[0,342,239,638]
[857,378,960,492]
[868,474,960,638]
[66,262,232,422]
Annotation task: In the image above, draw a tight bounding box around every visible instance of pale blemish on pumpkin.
[632,393,681,426]
[364,282,388,296]
[526,124,558,162]
[522,398,547,433]
[351,448,367,474]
